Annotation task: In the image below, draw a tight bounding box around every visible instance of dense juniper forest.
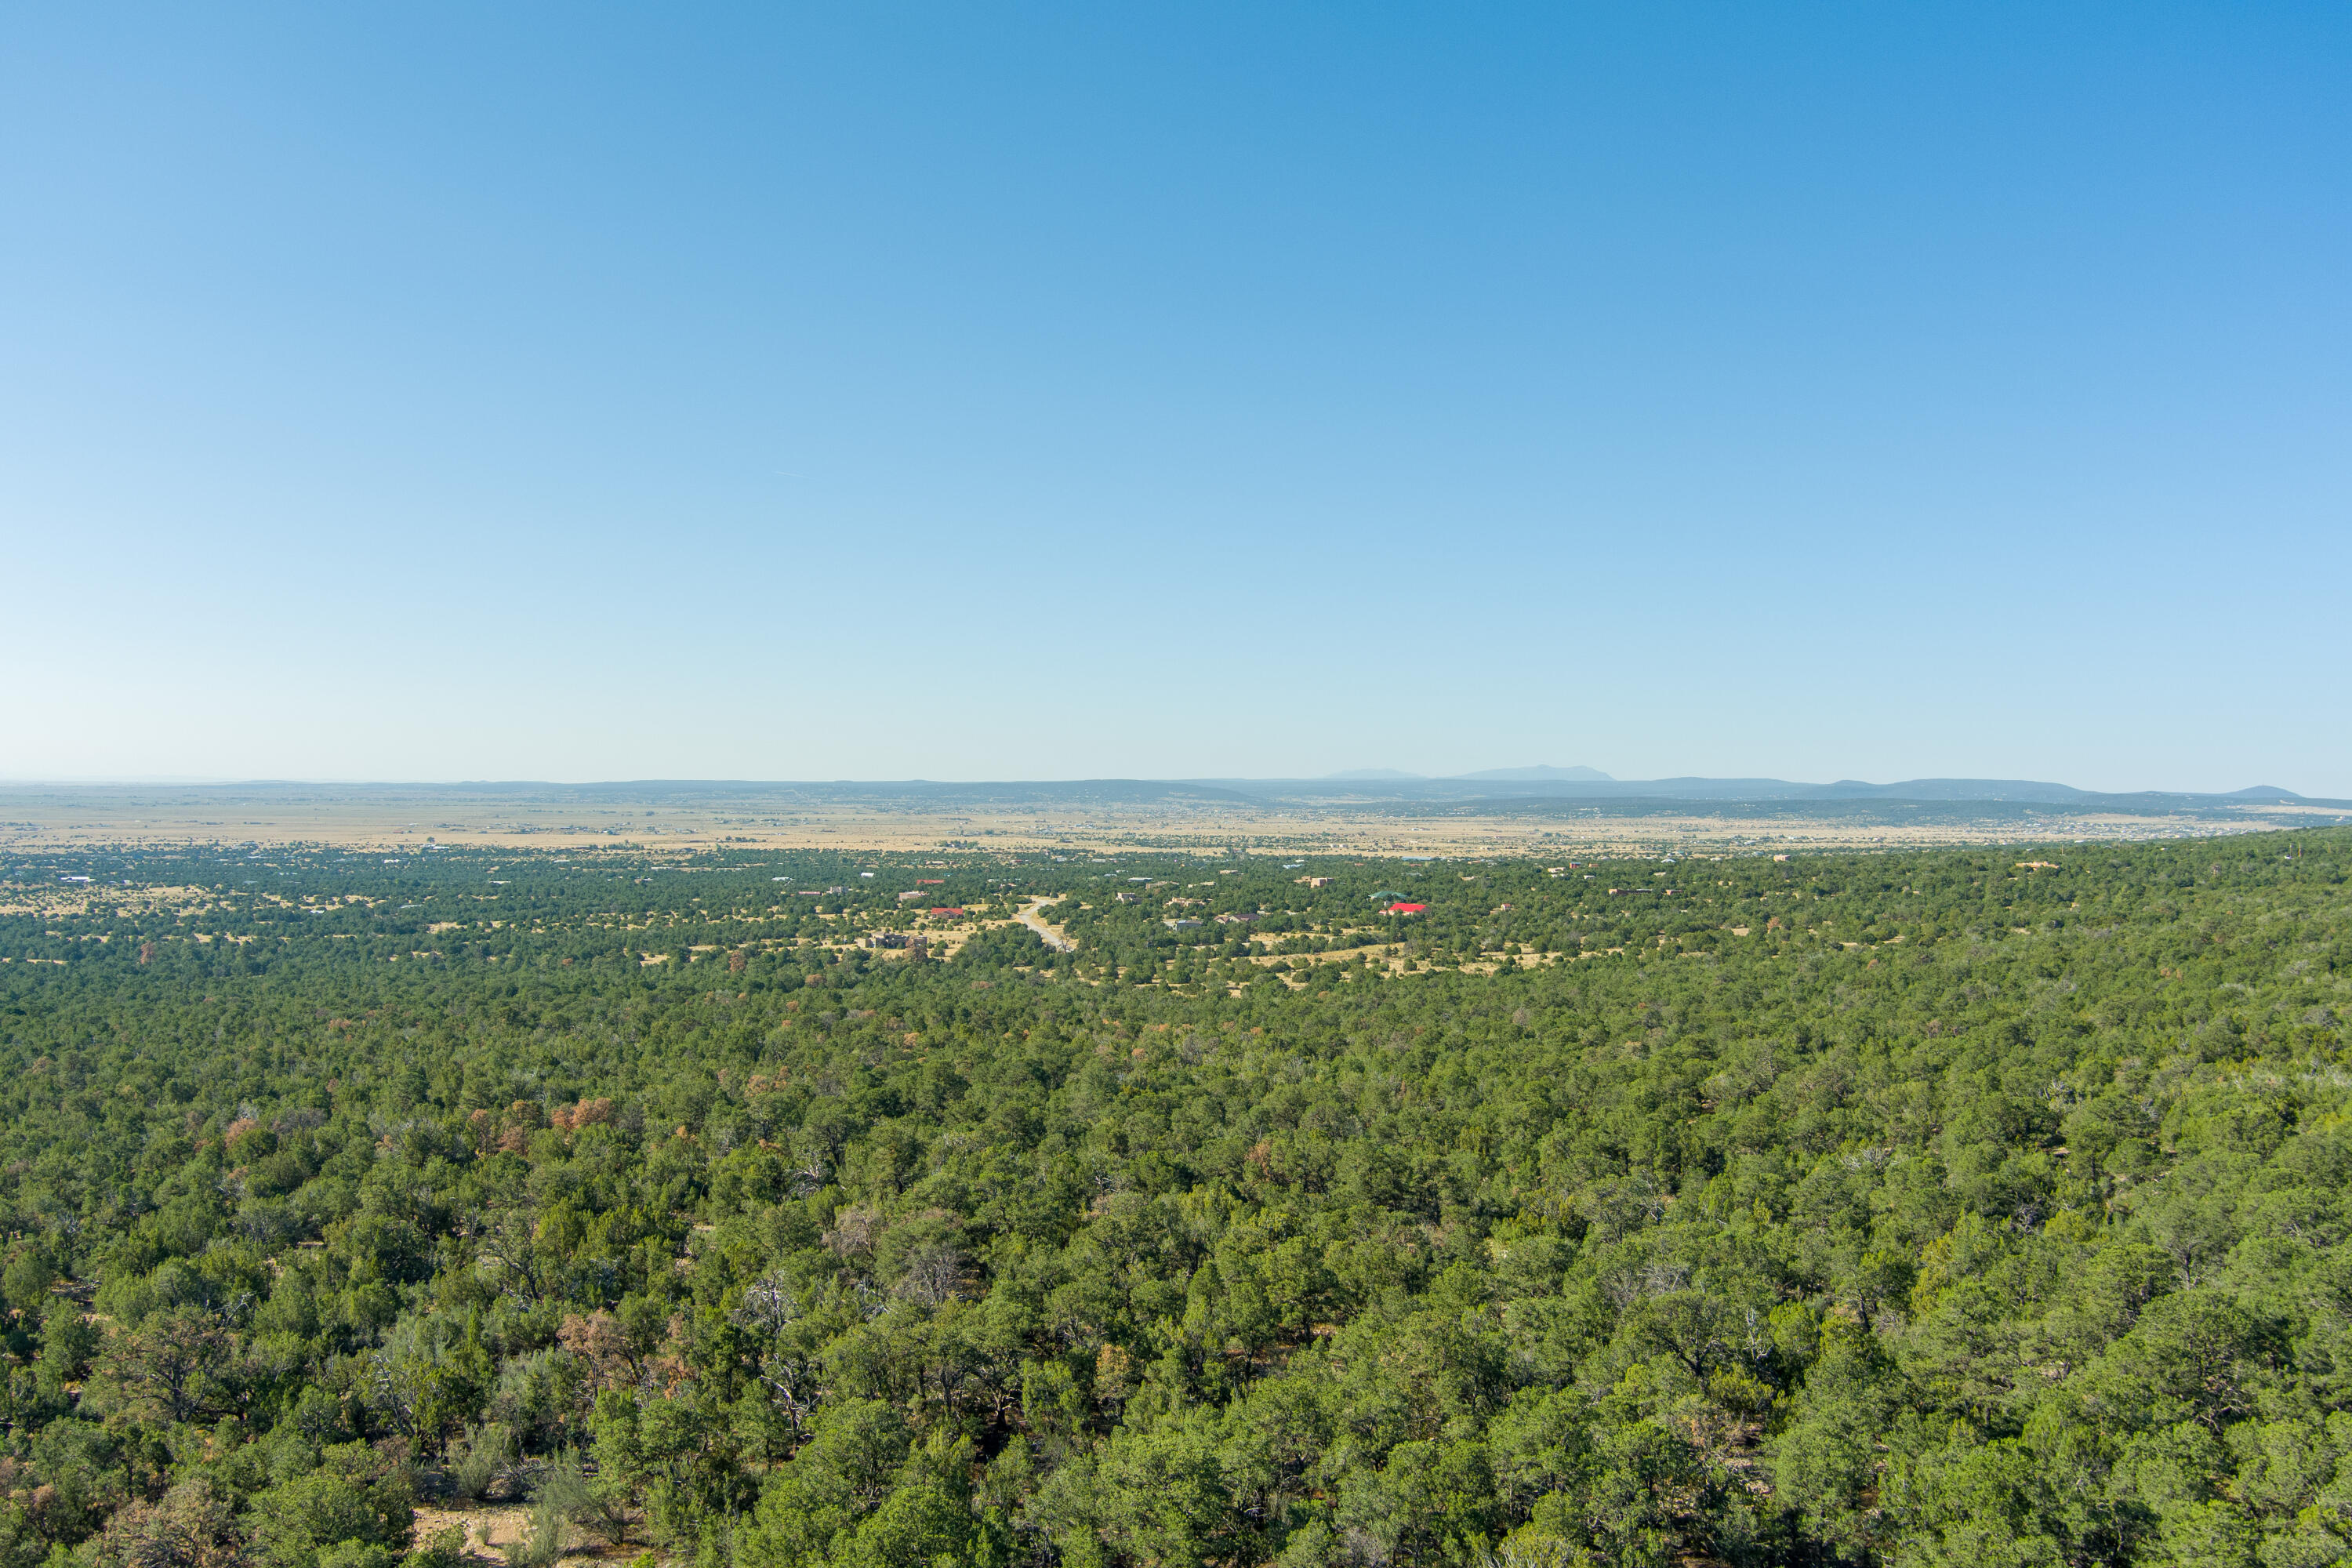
[0,830,2346,1568]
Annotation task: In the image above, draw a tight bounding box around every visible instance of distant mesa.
[1325,764,1615,782]
[1455,764,1614,782]
[1231,771,2333,809]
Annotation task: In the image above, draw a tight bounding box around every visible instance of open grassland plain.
[0,827,2347,1565]
[2,780,2338,861]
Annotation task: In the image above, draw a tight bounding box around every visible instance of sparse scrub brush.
[503,1450,588,1567]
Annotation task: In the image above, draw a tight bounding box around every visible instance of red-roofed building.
[1387,902,1427,915]
[929,907,965,916]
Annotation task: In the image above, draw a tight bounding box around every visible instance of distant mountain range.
[1254,774,2335,808]
[1327,764,1615,782]
[10,776,2341,815]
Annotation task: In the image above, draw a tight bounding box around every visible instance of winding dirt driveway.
[1015,895,1076,952]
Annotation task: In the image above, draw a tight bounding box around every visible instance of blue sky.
[5,5,2347,793]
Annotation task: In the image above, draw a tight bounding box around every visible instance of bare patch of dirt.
[409,1503,648,1563]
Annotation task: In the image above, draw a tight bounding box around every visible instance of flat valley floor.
[4,781,2338,858]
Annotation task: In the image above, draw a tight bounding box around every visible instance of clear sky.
[5,5,2347,793]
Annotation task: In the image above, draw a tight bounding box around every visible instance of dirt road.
[1016,895,1076,952]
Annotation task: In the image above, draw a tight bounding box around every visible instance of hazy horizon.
[0,768,2329,799]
